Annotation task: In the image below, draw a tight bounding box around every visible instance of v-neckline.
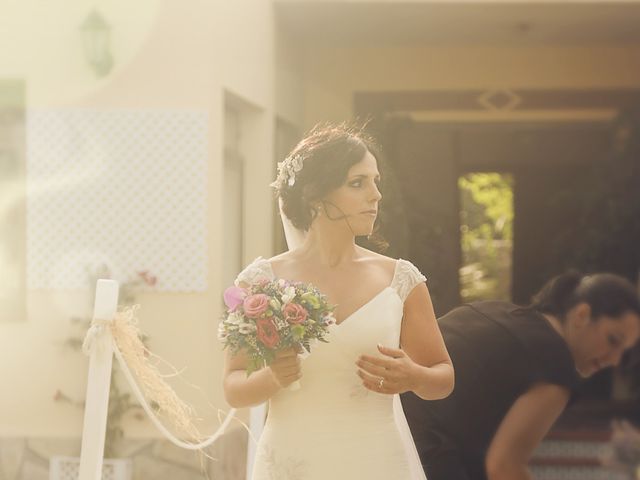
[332,286,396,327]
[264,258,400,327]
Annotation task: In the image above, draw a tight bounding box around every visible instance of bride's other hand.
[356,344,418,394]
[269,348,302,388]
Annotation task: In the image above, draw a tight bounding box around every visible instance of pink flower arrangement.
[283,303,308,324]
[256,317,280,348]
[223,286,246,312]
[218,279,336,375]
[243,294,270,318]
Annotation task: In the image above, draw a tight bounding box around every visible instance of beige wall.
[0,0,304,440]
[302,45,640,126]
[275,29,305,127]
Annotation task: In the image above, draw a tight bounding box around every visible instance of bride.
[222,124,454,479]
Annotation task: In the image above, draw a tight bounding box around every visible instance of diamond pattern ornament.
[477,89,522,111]
[26,110,208,291]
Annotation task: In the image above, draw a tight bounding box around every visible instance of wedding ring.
[378,378,384,389]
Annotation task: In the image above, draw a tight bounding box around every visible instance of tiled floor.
[0,428,247,480]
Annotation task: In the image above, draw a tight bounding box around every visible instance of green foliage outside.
[459,173,513,302]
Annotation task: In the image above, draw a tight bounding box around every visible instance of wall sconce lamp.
[80,9,113,77]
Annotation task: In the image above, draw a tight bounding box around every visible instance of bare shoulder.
[357,246,396,264]
[267,250,293,265]
[266,250,299,274]
[356,247,397,276]
[269,247,397,283]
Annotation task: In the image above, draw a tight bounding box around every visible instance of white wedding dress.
[236,256,428,480]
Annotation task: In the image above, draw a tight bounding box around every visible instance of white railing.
[77,279,249,480]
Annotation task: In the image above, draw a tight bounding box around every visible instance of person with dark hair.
[222,123,454,479]
[401,271,640,480]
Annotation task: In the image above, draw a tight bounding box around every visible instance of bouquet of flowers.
[218,278,336,376]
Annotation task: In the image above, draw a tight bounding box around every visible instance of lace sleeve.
[234,257,274,286]
[391,259,427,302]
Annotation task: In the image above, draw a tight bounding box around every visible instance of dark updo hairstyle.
[530,270,640,323]
[275,122,380,231]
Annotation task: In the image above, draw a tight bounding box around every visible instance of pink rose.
[243,293,270,318]
[283,303,308,324]
[256,317,280,348]
[223,286,247,312]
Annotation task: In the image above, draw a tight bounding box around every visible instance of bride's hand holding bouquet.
[218,278,336,390]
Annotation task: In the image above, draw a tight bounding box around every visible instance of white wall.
[275,29,305,127]
[0,0,304,441]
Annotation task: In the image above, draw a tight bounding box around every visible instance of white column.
[78,279,119,480]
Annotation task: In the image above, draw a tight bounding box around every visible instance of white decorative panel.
[27,110,208,291]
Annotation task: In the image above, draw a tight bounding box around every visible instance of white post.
[78,279,119,480]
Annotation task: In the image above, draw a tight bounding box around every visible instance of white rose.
[239,323,256,335]
[226,311,243,325]
[217,322,228,341]
[324,314,337,326]
[281,286,296,304]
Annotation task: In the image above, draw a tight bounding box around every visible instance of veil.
[278,197,307,249]
[276,197,427,480]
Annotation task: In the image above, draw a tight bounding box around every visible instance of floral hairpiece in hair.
[270,153,304,190]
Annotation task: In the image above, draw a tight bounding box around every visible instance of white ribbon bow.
[81,318,114,356]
